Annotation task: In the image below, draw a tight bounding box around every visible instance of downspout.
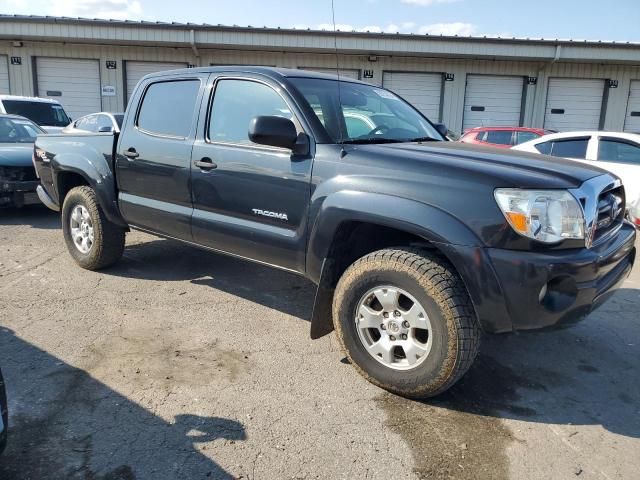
[532,44,561,126]
[189,29,200,60]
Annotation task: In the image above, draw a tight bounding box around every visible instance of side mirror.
[249,116,298,150]
[98,126,113,133]
[434,123,449,138]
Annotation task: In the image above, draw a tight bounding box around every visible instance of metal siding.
[0,55,9,93]
[125,61,188,99]
[462,75,523,129]
[624,80,640,133]
[382,72,442,121]
[35,57,101,119]
[544,78,604,131]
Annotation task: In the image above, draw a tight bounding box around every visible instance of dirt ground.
[1,205,639,480]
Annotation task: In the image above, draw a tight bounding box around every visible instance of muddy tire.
[61,186,125,270]
[332,248,480,398]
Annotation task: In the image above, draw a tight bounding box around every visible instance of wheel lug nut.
[383,312,389,319]
[389,335,396,341]
[380,324,386,330]
[394,310,401,317]
[400,334,407,340]
[403,321,410,328]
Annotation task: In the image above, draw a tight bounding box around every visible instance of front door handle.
[194,157,217,170]
[123,148,139,159]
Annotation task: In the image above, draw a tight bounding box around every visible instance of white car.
[512,131,640,203]
[0,95,72,132]
[62,112,124,134]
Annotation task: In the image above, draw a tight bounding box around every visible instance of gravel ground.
[0,205,639,480]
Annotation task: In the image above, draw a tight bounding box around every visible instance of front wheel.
[61,186,125,270]
[332,248,480,398]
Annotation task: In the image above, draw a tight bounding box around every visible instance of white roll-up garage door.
[0,56,9,94]
[624,80,640,133]
[382,72,442,121]
[462,75,523,130]
[544,78,604,131]
[126,61,188,99]
[36,57,101,119]
[298,67,360,80]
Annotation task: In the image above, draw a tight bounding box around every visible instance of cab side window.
[549,138,589,159]
[208,79,293,145]
[485,130,513,145]
[137,80,200,138]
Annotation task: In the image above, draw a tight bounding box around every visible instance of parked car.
[512,131,640,204]
[62,112,124,134]
[0,367,7,455]
[460,127,554,148]
[33,67,636,399]
[0,114,46,207]
[0,95,71,133]
[629,194,640,228]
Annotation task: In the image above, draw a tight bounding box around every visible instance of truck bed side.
[33,132,127,227]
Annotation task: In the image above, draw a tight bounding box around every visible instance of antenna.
[331,0,347,149]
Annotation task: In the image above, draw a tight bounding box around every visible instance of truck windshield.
[0,117,46,143]
[289,77,443,144]
[2,100,71,127]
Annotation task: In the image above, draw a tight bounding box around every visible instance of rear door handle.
[194,157,217,170]
[123,148,139,159]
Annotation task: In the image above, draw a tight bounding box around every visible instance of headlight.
[494,189,584,243]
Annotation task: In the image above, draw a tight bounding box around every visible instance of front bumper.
[0,179,40,207]
[489,223,636,331]
[443,222,636,333]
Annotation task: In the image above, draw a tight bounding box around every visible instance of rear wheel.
[332,248,480,398]
[61,186,125,270]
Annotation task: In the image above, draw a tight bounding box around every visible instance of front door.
[190,76,313,272]
[116,74,207,239]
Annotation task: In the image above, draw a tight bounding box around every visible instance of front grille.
[593,184,625,243]
[0,166,38,182]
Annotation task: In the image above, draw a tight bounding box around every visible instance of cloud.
[401,0,460,5]
[418,22,476,36]
[0,0,143,20]
[295,21,479,37]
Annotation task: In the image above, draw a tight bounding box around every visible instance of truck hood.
[368,141,607,189]
[0,144,34,167]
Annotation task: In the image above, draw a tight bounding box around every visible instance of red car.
[459,127,554,148]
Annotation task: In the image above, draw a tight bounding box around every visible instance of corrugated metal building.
[1,14,640,134]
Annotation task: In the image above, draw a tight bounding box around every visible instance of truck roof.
[140,66,368,84]
[0,94,62,104]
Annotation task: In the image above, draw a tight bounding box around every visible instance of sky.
[1,0,640,42]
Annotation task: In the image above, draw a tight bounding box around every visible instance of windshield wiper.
[341,138,406,145]
[406,136,439,142]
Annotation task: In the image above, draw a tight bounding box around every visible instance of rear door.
[189,75,313,272]
[116,73,208,239]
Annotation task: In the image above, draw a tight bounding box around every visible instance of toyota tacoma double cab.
[33,67,636,398]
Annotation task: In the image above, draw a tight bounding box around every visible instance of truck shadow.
[106,237,640,439]
[107,238,315,321]
[0,205,59,230]
[0,327,246,479]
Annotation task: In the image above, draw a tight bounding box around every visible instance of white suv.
[0,95,71,132]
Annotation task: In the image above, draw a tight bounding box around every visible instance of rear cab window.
[136,80,201,138]
[549,138,589,159]
[515,131,540,145]
[484,130,513,145]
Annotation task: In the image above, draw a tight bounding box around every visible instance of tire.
[61,186,125,270]
[332,248,480,398]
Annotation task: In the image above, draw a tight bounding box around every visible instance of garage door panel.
[382,72,442,121]
[624,80,640,132]
[0,55,8,94]
[463,75,523,130]
[126,61,188,99]
[544,78,604,132]
[36,58,101,119]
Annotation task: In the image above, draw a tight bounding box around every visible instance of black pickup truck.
[33,67,636,398]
